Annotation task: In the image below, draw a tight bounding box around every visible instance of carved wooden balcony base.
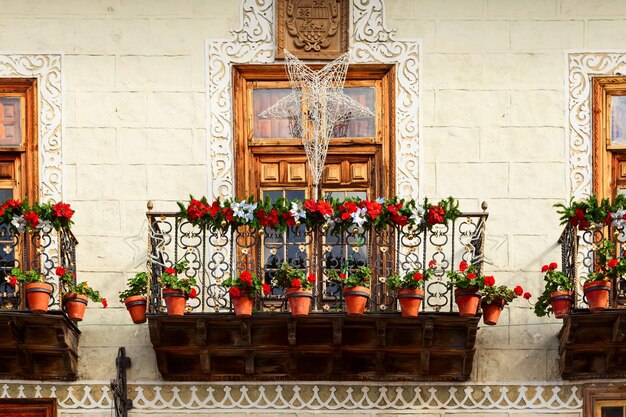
[0,311,80,381]
[148,312,480,381]
[559,309,626,380]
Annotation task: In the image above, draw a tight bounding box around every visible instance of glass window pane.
[253,89,296,139]
[332,87,376,138]
[602,406,625,417]
[0,188,13,203]
[0,97,23,146]
[611,95,626,145]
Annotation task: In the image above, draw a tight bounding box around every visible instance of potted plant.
[447,260,485,316]
[584,239,625,311]
[7,268,53,314]
[328,266,372,315]
[387,260,436,317]
[221,269,269,317]
[58,267,107,321]
[159,262,196,316]
[119,272,149,324]
[481,282,531,325]
[534,262,574,318]
[273,262,315,316]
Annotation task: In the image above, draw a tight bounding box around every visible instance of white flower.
[242,202,257,222]
[410,205,426,225]
[351,207,368,227]
[290,202,307,221]
[376,197,385,204]
[38,219,53,232]
[232,201,246,219]
[11,216,25,233]
[611,210,626,230]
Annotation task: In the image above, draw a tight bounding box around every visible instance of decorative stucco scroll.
[567,52,626,200]
[0,382,585,412]
[206,0,421,201]
[0,53,63,204]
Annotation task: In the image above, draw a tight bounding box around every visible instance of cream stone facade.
[1,0,625,416]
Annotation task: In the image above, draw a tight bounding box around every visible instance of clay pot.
[584,280,612,312]
[343,286,370,315]
[454,287,481,317]
[162,288,187,316]
[397,288,424,317]
[285,288,312,316]
[24,282,53,314]
[548,290,573,318]
[63,293,89,321]
[124,295,148,324]
[481,299,505,325]
[231,291,253,317]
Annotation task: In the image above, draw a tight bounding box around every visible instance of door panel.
[0,399,56,417]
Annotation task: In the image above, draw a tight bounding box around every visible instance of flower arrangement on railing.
[584,239,626,311]
[447,261,529,325]
[0,199,75,232]
[177,195,461,234]
[387,260,436,317]
[221,270,269,317]
[555,194,626,230]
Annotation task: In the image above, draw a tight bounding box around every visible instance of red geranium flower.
[339,272,346,280]
[541,265,549,273]
[428,260,437,268]
[317,201,333,216]
[240,270,253,286]
[189,288,198,298]
[222,207,234,222]
[307,273,316,284]
[187,199,207,221]
[304,199,317,213]
[102,298,108,308]
[291,278,302,289]
[467,273,476,280]
[412,272,423,281]
[459,261,468,272]
[229,287,241,297]
[6,275,17,287]
[523,292,532,299]
[5,199,21,209]
[282,211,296,227]
[56,266,66,276]
[427,205,445,225]
[23,211,39,228]
[164,267,176,275]
[262,283,271,295]
[390,215,408,226]
[549,262,558,270]
[52,202,75,220]
[608,259,618,268]
[208,201,220,217]
[514,286,523,296]
[257,209,269,227]
[484,276,495,287]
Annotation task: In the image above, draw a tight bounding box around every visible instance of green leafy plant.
[9,268,45,284]
[159,261,196,294]
[554,194,626,230]
[221,269,269,298]
[534,262,573,317]
[327,266,372,288]
[273,262,315,290]
[57,266,106,306]
[482,284,530,305]
[386,260,437,291]
[586,238,626,282]
[446,261,486,290]
[118,272,148,302]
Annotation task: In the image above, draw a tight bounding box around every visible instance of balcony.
[558,224,626,380]
[0,224,80,381]
[146,204,488,381]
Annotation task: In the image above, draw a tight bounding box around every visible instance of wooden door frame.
[584,386,626,417]
[0,398,57,416]
[232,63,395,200]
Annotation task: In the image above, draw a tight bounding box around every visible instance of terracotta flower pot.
[481,299,504,325]
[343,286,370,315]
[24,282,53,314]
[455,288,481,317]
[124,295,147,324]
[162,288,187,316]
[285,288,312,316]
[397,288,424,318]
[63,293,89,322]
[548,290,573,318]
[231,291,253,317]
[584,280,612,312]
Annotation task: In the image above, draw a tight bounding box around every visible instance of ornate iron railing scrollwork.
[146,209,489,314]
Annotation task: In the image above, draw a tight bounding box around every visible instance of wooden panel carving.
[350,162,368,183]
[276,0,349,60]
[323,163,341,183]
[0,97,22,146]
[261,163,279,182]
[148,313,480,382]
[287,162,306,183]
[0,398,57,417]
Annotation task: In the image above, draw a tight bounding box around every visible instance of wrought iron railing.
[147,207,488,314]
[0,225,77,310]
[559,224,626,308]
